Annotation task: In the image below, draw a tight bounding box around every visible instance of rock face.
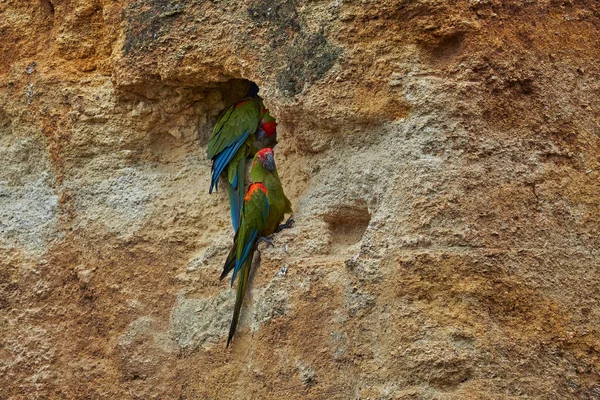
[2,1,600,398]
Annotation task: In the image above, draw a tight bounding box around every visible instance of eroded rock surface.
[2,1,600,399]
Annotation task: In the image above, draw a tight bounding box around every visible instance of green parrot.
[219,148,292,347]
[207,97,278,231]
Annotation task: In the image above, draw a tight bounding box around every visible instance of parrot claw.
[256,236,274,255]
[257,236,274,249]
[275,216,295,233]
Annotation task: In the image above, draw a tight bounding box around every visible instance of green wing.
[207,98,263,230]
[226,183,270,347]
[249,156,292,234]
[272,166,293,214]
[206,98,261,159]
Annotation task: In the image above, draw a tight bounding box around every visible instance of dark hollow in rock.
[323,202,371,253]
[39,0,54,16]
[113,78,261,162]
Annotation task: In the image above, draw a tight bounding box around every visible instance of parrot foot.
[256,236,275,251]
[275,216,295,233]
[256,236,274,255]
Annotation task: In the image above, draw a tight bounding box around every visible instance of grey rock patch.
[169,291,232,350]
[68,164,160,238]
[296,361,316,387]
[251,280,290,332]
[185,243,229,272]
[119,317,155,348]
[345,285,375,317]
[0,137,58,256]
[118,316,176,353]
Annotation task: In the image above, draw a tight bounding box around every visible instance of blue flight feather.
[210,145,236,192]
[231,229,258,286]
[209,129,252,193]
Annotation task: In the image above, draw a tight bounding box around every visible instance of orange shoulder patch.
[244,183,268,201]
[235,99,251,108]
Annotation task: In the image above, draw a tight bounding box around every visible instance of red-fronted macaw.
[207,97,277,231]
[220,148,292,347]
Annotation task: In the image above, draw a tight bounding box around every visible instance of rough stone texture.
[2,0,600,399]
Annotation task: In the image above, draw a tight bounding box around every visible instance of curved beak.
[264,152,275,171]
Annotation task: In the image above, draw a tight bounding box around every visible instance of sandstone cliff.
[2,1,600,399]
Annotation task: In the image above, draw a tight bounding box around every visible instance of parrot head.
[255,148,276,172]
[257,108,277,140]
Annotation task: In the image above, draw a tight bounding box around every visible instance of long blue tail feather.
[229,156,246,231]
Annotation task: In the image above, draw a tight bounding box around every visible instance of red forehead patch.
[256,148,273,159]
[261,121,277,136]
[245,183,268,201]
